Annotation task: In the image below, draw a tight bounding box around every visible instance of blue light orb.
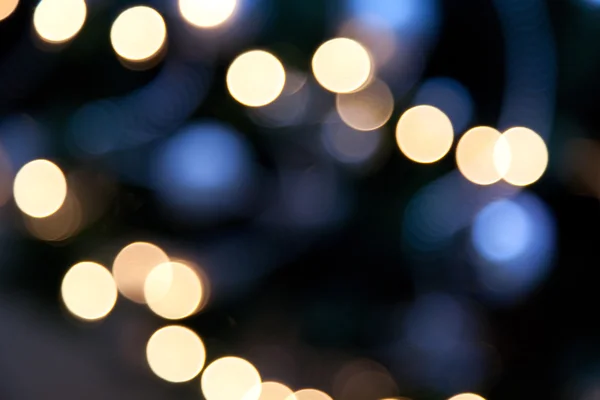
[346,0,439,35]
[472,199,531,263]
[413,77,474,134]
[153,121,255,220]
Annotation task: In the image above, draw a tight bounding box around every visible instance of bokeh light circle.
[0,0,19,21]
[312,38,372,93]
[336,78,394,131]
[251,381,295,400]
[179,0,236,28]
[456,126,504,185]
[395,105,454,163]
[227,50,286,107]
[61,261,118,321]
[112,242,169,304]
[33,0,87,44]
[144,261,203,320]
[110,6,167,62]
[494,127,548,186]
[201,356,262,400]
[146,325,206,383]
[14,159,67,218]
[289,389,333,400]
[448,393,486,400]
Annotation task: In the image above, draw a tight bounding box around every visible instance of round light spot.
[249,382,295,400]
[33,0,87,44]
[494,127,548,186]
[289,389,333,400]
[144,261,203,320]
[312,38,372,93]
[0,0,19,21]
[61,262,118,321]
[201,357,262,400]
[146,325,206,383]
[395,105,454,163]
[24,190,82,241]
[178,0,236,28]
[456,126,504,185]
[227,50,286,107]
[112,242,169,304]
[110,6,167,62]
[448,394,486,400]
[336,79,394,131]
[14,159,67,218]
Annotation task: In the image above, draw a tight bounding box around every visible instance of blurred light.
[227,50,286,107]
[448,394,486,400]
[24,190,82,241]
[395,105,453,163]
[322,115,384,166]
[413,77,474,134]
[112,242,169,304]
[470,191,556,303]
[336,79,394,131]
[345,0,439,35]
[201,356,262,400]
[14,159,67,218]
[110,6,166,62]
[146,325,206,383]
[292,389,333,400]
[472,199,531,263]
[456,127,504,185]
[338,18,397,69]
[153,121,255,220]
[144,261,204,320]
[61,261,118,321]
[252,381,295,400]
[179,0,237,28]
[33,0,87,44]
[312,38,372,93]
[333,359,399,400]
[494,127,548,186]
[0,0,18,21]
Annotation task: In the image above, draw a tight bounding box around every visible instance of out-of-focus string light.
[227,50,286,107]
[178,0,237,28]
[110,6,167,62]
[251,381,295,400]
[312,38,372,93]
[14,159,67,218]
[144,261,204,320]
[456,126,505,185]
[201,356,262,400]
[336,78,394,131]
[33,0,87,44]
[146,325,206,383]
[494,127,548,186]
[112,242,169,304]
[290,389,333,400]
[0,0,19,21]
[24,190,82,241]
[61,261,118,321]
[448,393,486,400]
[395,105,454,164]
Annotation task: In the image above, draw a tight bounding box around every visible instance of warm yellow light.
[448,393,486,400]
[201,357,262,400]
[61,261,118,321]
[144,261,203,320]
[178,0,236,28]
[251,382,295,400]
[33,0,87,44]
[395,105,454,163]
[494,127,548,186]
[0,0,18,21]
[456,126,504,185]
[146,325,206,383]
[110,6,166,62]
[14,159,67,218]
[312,38,372,93]
[112,242,169,304]
[336,78,394,131]
[289,389,333,400]
[227,50,286,107]
[24,190,82,241]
